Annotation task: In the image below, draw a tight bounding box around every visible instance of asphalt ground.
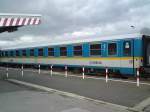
[0,79,32,93]
[0,67,150,108]
[1,80,134,112]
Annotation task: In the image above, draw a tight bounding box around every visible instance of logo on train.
[89,61,102,65]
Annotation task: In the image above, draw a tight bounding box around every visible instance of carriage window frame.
[22,49,27,56]
[30,49,34,56]
[90,43,102,56]
[5,51,8,57]
[38,48,44,56]
[108,42,117,56]
[73,45,83,56]
[123,41,131,56]
[48,47,54,56]
[59,46,67,57]
[2,51,5,57]
[60,46,67,56]
[16,50,20,57]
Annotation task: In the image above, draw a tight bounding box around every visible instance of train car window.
[60,47,67,56]
[16,50,20,56]
[1,51,4,57]
[108,43,117,55]
[5,51,8,57]
[90,44,101,56]
[74,45,82,56]
[48,48,54,56]
[0,51,2,57]
[30,49,34,56]
[22,50,26,56]
[38,48,43,56]
[123,41,131,56]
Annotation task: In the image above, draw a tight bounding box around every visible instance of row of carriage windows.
[1,41,131,57]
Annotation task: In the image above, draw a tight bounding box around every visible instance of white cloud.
[20,36,34,42]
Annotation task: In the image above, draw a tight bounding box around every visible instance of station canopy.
[0,13,41,33]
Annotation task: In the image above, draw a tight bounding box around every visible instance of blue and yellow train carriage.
[0,33,150,77]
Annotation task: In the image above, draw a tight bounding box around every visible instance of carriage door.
[147,44,150,65]
[123,41,131,57]
[122,40,132,69]
[143,35,150,67]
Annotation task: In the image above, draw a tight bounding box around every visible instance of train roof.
[1,33,148,50]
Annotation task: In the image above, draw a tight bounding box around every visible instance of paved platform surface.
[144,106,150,112]
[0,80,133,112]
[0,68,150,108]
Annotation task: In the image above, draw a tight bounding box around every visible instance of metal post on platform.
[21,65,24,77]
[6,66,8,78]
[136,68,140,87]
[65,66,67,77]
[38,64,40,74]
[50,65,53,76]
[106,67,108,83]
[82,67,85,79]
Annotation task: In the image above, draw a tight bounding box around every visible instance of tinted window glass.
[90,44,101,56]
[2,51,5,57]
[74,45,82,56]
[48,48,54,56]
[5,51,8,57]
[38,48,43,56]
[60,47,67,56]
[123,41,131,56]
[30,49,34,56]
[22,50,26,56]
[16,50,20,56]
[108,43,117,55]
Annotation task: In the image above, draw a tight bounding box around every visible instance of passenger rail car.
[0,33,150,77]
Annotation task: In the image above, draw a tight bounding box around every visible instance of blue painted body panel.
[101,42,107,57]
[19,50,22,56]
[54,46,60,57]
[44,47,48,57]
[26,49,30,57]
[34,48,38,57]
[13,50,16,57]
[67,45,73,57]
[134,38,142,57]
[83,43,90,57]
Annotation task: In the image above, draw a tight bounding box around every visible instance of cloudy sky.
[0,0,150,48]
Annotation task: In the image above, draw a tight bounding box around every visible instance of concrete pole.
[137,68,140,87]
[82,67,85,79]
[6,67,8,78]
[50,65,53,76]
[65,66,68,77]
[106,67,108,83]
[21,65,24,77]
[38,64,40,74]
